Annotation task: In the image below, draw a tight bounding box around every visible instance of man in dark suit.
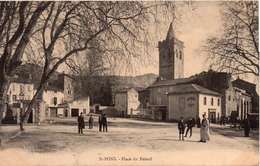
[178,117,185,141]
[197,116,201,128]
[185,117,194,138]
[98,115,102,131]
[243,118,250,137]
[102,114,107,132]
[89,114,94,129]
[77,112,85,134]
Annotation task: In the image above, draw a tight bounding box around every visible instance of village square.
[0,1,259,166]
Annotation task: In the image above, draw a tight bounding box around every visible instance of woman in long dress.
[199,114,210,142]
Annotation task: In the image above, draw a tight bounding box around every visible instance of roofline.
[232,78,256,86]
[65,96,89,103]
[168,91,220,97]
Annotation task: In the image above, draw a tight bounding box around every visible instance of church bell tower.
[158,22,184,80]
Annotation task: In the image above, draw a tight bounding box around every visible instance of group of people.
[77,113,108,134]
[178,114,210,142]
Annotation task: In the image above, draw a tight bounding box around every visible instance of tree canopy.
[201,1,259,77]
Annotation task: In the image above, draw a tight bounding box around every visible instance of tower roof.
[166,22,175,41]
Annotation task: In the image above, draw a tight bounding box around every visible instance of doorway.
[28,110,33,123]
[162,110,167,120]
[50,108,57,117]
[208,109,216,123]
[71,109,79,117]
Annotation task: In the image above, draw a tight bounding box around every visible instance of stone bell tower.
[158,22,184,80]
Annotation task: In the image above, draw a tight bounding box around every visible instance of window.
[12,95,17,101]
[179,51,182,59]
[68,90,71,94]
[211,98,214,106]
[28,85,31,92]
[13,84,15,91]
[68,84,71,88]
[83,109,86,114]
[20,85,23,92]
[176,49,178,58]
[156,97,161,105]
[204,97,207,105]
[228,96,231,101]
[179,97,185,108]
[54,97,57,105]
[218,99,220,106]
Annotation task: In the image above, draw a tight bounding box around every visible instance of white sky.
[143,1,222,78]
[57,1,258,88]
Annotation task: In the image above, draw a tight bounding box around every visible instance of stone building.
[158,22,184,80]
[3,69,90,124]
[146,23,257,122]
[168,84,221,122]
[114,87,147,117]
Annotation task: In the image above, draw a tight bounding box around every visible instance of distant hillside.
[14,63,158,91]
[112,73,158,91]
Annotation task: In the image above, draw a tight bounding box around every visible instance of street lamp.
[19,92,25,101]
[19,92,25,131]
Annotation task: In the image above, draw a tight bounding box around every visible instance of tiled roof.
[11,76,33,84]
[166,22,175,41]
[115,87,146,93]
[232,78,258,96]
[168,84,220,96]
[148,76,198,88]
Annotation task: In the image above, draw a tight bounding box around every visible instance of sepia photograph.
[0,1,259,165]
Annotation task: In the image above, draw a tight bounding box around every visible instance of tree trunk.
[0,72,10,129]
[20,82,45,131]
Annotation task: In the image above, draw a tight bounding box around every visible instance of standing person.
[178,117,185,141]
[243,118,250,137]
[98,115,102,132]
[77,112,85,134]
[102,114,107,132]
[89,114,94,129]
[199,114,210,142]
[185,117,194,138]
[223,115,226,126]
[192,117,196,127]
[197,116,201,128]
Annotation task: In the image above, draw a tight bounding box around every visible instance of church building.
[158,22,184,80]
[147,23,256,122]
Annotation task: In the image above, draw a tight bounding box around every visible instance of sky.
[57,1,258,87]
[143,1,222,78]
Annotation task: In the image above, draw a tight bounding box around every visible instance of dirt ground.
[0,117,259,166]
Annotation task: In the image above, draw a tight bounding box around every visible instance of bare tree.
[201,1,259,77]
[0,1,51,128]
[0,1,195,130]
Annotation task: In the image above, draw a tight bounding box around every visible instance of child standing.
[178,117,185,141]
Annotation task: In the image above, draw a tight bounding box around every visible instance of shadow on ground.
[211,126,259,140]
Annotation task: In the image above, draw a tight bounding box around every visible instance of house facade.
[3,70,90,124]
[168,84,221,122]
[42,87,64,118]
[4,74,42,124]
[58,97,90,117]
[114,87,147,117]
[146,23,257,123]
